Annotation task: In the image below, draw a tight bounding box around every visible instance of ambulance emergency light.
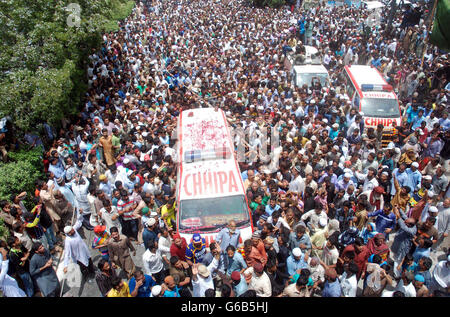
[184,147,231,163]
[360,84,393,92]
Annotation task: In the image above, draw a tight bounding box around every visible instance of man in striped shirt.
[117,190,139,241]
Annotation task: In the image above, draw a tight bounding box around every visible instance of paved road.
[54,227,148,297]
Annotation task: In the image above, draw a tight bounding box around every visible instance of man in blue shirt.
[410,109,425,131]
[422,133,444,158]
[286,248,309,276]
[288,225,311,253]
[367,203,397,240]
[322,268,341,297]
[390,164,409,196]
[318,166,338,187]
[162,275,180,297]
[265,197,280,216]
[439,112,450,131]
[48,157,66,180]
[129,270,156,297]
[231,271,248,296]
[405,162,422,192]
[225,245,247,276]
[216,221,241,252]
[185,233,207,265]
[142,218,158,250]
[405,101,420,125]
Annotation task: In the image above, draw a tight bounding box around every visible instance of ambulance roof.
[179,108,233,161]
[293,64,329,74]
[178,107,244,201]
[347,65,387,87]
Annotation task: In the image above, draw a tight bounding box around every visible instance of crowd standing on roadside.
[0,0,449,297]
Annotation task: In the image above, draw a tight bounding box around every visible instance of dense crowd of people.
[0,0,449,297]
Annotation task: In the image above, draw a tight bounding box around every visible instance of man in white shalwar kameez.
[63,212,95,280]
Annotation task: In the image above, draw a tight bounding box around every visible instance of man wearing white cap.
[420,205,439,224]
[150,285,162,297]
[286,247,309,276]
[329,123,340,140]
[405,161,422,192]
[429,255,450,293]
[63,211,95,280]
[336,172,355,192]
[289,165,305,196]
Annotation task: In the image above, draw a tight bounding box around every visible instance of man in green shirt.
[111,128,121,155]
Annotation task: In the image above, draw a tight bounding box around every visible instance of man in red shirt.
[341,237,370,280]
[170,233,187,261]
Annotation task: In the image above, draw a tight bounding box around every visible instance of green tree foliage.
[0,218,8,242]
[0,0,135,132]
[0,147,44,209]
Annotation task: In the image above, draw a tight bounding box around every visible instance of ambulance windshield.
[179,195,250,232]
[361,98,400,118]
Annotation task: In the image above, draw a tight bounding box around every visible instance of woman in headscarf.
[367,233,390,263]
[368,186,385,212]
[360,222,378,244]
[327,219,340,238]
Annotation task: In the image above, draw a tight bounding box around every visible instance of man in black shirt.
[7,236,34,297]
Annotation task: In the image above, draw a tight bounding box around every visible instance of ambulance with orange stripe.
[342,65,402,131]
[175,107,253,246]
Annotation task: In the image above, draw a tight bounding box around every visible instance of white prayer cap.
[411,162,419,168]
[344,173,352,178]
[64,226,73,234]
[146,218,156,227]
[292,248,302,257]
[151,285,162,297]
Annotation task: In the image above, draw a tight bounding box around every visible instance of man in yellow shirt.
[107,276,132,297]
[161,198,176,229]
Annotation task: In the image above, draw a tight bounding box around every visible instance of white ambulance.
[342,65,402,130]
[176,107,253,246]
